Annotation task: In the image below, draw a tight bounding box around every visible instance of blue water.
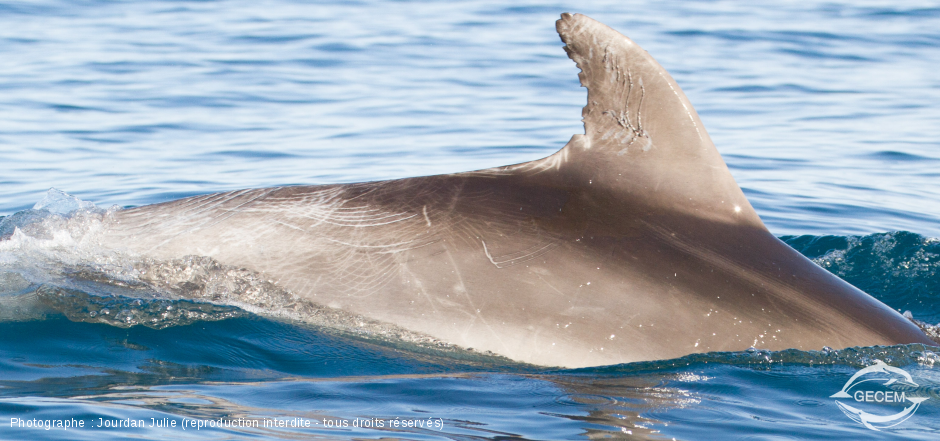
[2,0,940,439]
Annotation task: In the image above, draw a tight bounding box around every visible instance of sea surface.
[2,0,940,439]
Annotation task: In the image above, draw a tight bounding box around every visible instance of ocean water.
[1,0,940,439]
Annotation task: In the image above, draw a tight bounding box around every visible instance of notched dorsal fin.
[556,13,707,158]
[554,13,764,228]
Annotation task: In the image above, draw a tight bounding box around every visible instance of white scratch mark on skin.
[658,71,702,141]
[508,145,570,175]
[323,237,438,255]
[444,246,507,352]
[304,212,418,228]
[133,188,279,253]
[480,240,558,268]
[537,274,567,297]
[273,220,304,231]
[482,240,499,267]
[481,241,558,269]
[405,269,440,316]
[423,205,432,227]
[324,238,417,249]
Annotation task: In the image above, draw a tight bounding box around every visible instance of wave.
[783,232,940,324]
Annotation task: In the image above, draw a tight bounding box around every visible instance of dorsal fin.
[554,13,764,228]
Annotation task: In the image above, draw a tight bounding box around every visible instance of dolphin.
[98,13,933,368]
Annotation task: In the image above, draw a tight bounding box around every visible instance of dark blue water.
[2,1,940,439]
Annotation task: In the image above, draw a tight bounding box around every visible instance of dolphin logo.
[830,361,928,431]
[93,13,935,367]
[830,360,918,398]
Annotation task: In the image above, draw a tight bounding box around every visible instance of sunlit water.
[2,0,940,439]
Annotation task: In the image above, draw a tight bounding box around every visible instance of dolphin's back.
[104,13,931,367]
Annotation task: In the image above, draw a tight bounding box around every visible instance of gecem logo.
[830,360,929,431]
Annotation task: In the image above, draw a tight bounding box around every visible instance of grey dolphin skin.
[100,13,933,368]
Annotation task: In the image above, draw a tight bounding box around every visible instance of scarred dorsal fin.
[553,13,764,228]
